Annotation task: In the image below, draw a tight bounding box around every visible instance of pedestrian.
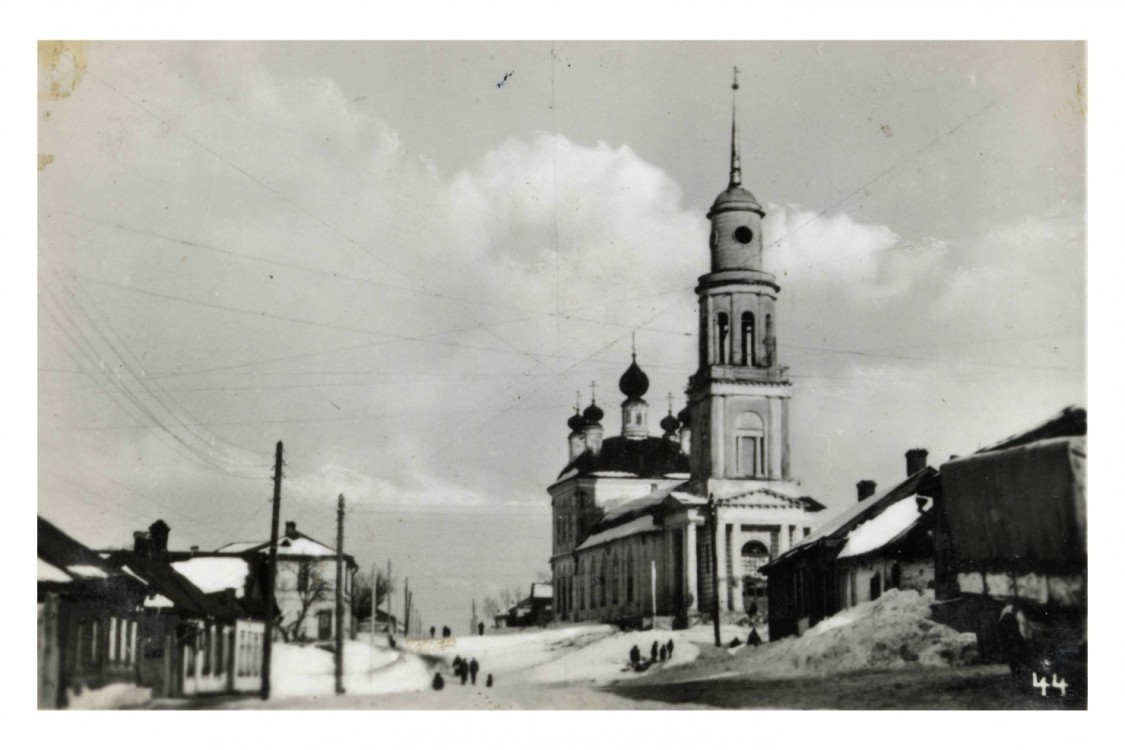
[388,634,396,649]
[651,641,658,662]
[460,664,468,685]
[430,626,436,638]
[478,622,485,636]
[667,639,674,658]
[442,625,451,638]
[748,627,762,647]
[432,672,444,690]
[629,644,641,669]
[486,674,493,688]
[659,644,667,662]
[729,636,742,648]
[453,655,463,672]
[469,657,480,685]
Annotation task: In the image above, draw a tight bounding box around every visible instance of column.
[730,526,745,614]
[684,523,699,613]
[714,516,728,612]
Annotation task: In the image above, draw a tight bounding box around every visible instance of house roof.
[837,495,931,559]
[531,582,553,600]
[102,548,237,619]
[215,530,358,568]
[763,466,938,570]
[171,557,251,598]
[39,517,137,584]
[974,405,1085,454]
[557,435,690,480]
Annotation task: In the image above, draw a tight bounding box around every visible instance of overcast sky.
[37,40,1085,632]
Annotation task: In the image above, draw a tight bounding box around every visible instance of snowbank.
[730,589,977,678]
[66,683,152,710]
[272,639,430,697]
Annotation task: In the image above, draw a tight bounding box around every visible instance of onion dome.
[618,356,650,400]
[567,410,585,433]
[660,412,680,435]
[582,401,604,424]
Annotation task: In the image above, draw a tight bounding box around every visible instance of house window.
[626,549,635,603]
[298,565,310,593]
[107,618,117,662]
[611,554,620,605]
[216,625,225,676]
[318,610,333,640]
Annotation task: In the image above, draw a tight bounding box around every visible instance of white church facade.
[549,82,825,625]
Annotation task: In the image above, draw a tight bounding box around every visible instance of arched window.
[741,312,756,366]
[735,411,766,478]
[715,312,730,364]
[741,540,770,578]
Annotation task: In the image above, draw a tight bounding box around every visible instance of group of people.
[432,655,492,690]
[628,639,675,671]
[727,627,763,648]
[429,623,486,639]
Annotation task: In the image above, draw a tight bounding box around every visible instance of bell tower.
[687,69,792,492]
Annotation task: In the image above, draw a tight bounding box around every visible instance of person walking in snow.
[651,641,659,662]
[460,664,468,685]
[453,655,463,671]
[469,657,480,685]
[629,644,641,669]
[486,673,493,687]
[478,622,485,636]
[432,672,445,690]
[430,626,436,638]
[667,639,674,658]
[659,644,667,662]
[747,627,762,647]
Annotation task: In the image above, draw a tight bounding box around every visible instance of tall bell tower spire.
[729,66,742,188]
[686,72,792,487]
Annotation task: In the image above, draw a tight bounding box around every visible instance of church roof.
[557,435,690,480]
[576,515,660,551]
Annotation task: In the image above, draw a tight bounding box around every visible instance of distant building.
[549,83,824,627]
[216,520,358,642]
[503,583,554,628]
[761,451,941,639]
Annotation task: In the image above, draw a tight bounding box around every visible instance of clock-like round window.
[734,225,753,244]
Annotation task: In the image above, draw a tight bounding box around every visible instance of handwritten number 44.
[1032,672,1068,697]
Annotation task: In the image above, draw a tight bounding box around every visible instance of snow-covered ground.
[66,683,153,710]
[643,589,978,685]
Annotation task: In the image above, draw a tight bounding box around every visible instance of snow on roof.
[144,593,175,609]
[172,557,250,597]
[119,565,150,584]
[838,495,930,559]
[276,537,337,557]
[38,558,72,583]
[576,515,659,551]
[531,582,553,599]
[67,564,109,579]
[591,470,640,478]
[664,472,691,480]
[215,541,261,553]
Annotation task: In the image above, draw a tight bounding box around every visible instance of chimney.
[148,520,170,557]
[190,545,200,553]
[906,448,928,477]
[856,480,877,502]
[285,521,298,538]
[133,530,151,558]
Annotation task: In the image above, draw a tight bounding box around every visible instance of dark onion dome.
[567,410,585,433]
[618,357,650,399]
[677,406,691,425]
[660,412,680,435]
[557,435,690,479]
[707,185,764,217]
[582,401,604,424]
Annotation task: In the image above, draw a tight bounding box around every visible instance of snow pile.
[66,683,152,710]
[272,639,429,697]
[736,589,977,678]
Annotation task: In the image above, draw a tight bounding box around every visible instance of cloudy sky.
[37,41,1085,632]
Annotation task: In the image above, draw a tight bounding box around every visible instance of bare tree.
[353,569,391,623]
[280,560,331,642]
[483,596,503,619]
[536,570,553,584]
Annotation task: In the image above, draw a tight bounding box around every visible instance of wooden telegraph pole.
[335,493,346,695]
[261,441,283,700]
[709,493,721,647]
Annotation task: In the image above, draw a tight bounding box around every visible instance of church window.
[735,411,766,478]
[741,541,770,579]
[741,312,756,366]
[715,312,730,364]
[734,225,753,244]
[764,314,773,366]
[635,413,642,425]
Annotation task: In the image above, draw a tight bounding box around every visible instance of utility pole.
[651,560,657,630]
[369,563,378,661]
[385,559,392,636]
[335,493,346,695]
[709,493,721,647]
[261,441,283,701]
[403,577,411,635]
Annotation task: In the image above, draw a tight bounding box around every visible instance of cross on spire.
[631,331,637,361]
[667,392,675,415]
[729,65,742,188]
[589,380,598,404]
[575,390,582,412]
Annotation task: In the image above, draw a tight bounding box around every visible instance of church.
[548,81,825,626]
